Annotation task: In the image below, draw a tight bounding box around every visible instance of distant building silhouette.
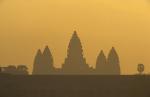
[32,49,43,74]
[95,50,108,74]
[107,47,120,75]
[32,31,121,75]
[32,46,54,75]
[62,31,89,74]
[43,46,55,74]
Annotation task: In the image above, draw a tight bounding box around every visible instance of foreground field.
[0,75,149,97]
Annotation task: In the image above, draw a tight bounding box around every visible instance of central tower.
[62,31,89,74]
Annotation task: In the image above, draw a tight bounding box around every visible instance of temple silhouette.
[62,31,89,74]
[32,46,55,75]
[32,31,121,75]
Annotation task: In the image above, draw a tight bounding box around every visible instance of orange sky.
[0,0,150,74]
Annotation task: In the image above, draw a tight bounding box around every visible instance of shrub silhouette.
[137,64,144,75]
[2,65,28,75]
[17,65,28,75]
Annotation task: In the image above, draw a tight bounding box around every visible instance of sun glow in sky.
[0,0,150,74]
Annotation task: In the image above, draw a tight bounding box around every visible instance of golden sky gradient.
[0,0,150,74]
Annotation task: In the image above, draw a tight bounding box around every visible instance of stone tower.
[95,50,108,74]
[32,49,43,75]
[42,46,54,74]
[107,47,121,75]
[62,31,89,74]
[32,46,54,75]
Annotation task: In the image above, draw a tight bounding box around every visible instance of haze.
[0,0,150,74]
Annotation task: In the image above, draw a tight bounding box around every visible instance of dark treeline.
[0,65,28,75]
[32,31,120,75]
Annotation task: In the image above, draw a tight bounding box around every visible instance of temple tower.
[62,31,89,74]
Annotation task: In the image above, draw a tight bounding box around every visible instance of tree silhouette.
[137,64,144,75]
[107,47,120,75]
[3,65,17,74]
[2,65,28,75]
[95,50,108,74]
[62,31,89,74]
[17,65,28,75]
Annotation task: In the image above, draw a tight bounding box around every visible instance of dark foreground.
[0,75,150,97]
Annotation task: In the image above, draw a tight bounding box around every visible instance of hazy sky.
[0,0,150,74]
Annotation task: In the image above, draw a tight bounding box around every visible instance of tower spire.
[95,50,108,74]
[32,46,54,75]
[62,31,89,74]
[32,49,43,75]
[107,47,120,75]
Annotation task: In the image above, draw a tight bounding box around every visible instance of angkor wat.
[0,31,149,97]
[32,31,120,75]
